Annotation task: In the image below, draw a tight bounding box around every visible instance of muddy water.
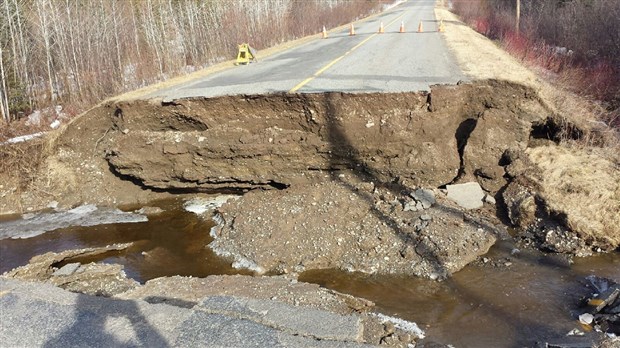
[0,199,248,281]
[1,203,618,347]
[301,242,620,347]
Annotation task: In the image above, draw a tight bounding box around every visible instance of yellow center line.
[289,11,408,93]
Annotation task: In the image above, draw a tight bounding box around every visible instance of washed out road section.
[145,0,463,101]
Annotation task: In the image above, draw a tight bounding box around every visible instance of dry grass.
[436,4,620,247]
[435,6,619,150]
[527,146,620,248]
[0,138,49,214]
[0,139,47,190]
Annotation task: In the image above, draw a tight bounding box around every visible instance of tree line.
[0,0,383,124]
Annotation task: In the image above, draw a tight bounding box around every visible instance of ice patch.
[231,257,266,274]
[208,239,265,275]
[209,213,225,238]
[372,313,425,339]
[183,195,239,215]
[0,205,148,239]
[2,132,45,145]
[68,204,98,214]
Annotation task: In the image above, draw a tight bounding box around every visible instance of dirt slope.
[55,81,548,195]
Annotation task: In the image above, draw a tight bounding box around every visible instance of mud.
[54,80,549,196]
[3,243,139,296]
[4,79,616,276]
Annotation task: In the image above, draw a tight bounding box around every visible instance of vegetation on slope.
[451,0,619,129]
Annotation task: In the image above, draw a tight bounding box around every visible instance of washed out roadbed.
[1,5,620,346]
[1,79,619,273]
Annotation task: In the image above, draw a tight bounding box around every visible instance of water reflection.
[1,201,618,347]
[300,243,620,347]
[0,199,247,282]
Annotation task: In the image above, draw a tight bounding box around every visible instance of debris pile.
[580,275,620,336]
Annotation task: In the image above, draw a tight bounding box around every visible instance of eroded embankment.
[65,80,549,193]
[39,80,618,277]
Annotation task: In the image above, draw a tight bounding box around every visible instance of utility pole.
[516,0,521,34]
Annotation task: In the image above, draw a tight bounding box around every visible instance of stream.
[1,198,618,347]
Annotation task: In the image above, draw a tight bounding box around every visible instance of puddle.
[0,199,248,282]
[300,242,620,347]
[1,202,618,347]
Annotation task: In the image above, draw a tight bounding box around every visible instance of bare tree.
[516,0,520,34]
[0,44,10,123]
[35,0,56,102]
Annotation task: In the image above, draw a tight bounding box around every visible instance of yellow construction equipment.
[235,43,257,65]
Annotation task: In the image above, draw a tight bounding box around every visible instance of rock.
[52,263,81,276]
[502,181,537,228]
[543,228,590,256]
[403,201,418,212]
[411,189,436,209]
[475,166,507,193]
[579,313,594,325]
[484,194,496,205]
[446,182,485,209]
[415,201,424,211]
[462,101,545,194]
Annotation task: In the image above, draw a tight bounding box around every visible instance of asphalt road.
[147,0,464,101]
[0,278,375,347]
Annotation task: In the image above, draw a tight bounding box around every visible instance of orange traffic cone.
[418,21,424,33]
[438,19,445,32]
[399,21,405,33]
[349,23,355,36]
[322,26,328,39]
[379,22,385,34]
